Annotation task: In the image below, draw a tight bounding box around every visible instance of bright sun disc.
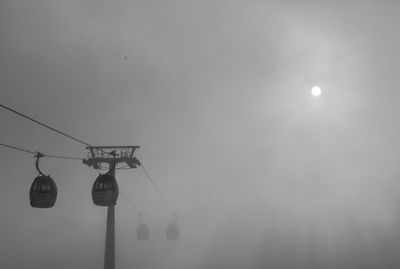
[311,86,322,97]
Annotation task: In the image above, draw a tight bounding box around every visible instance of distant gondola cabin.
[166,223,179,240]
[137,223,150,240]
[29,175,57,208]
[92,174,119,206]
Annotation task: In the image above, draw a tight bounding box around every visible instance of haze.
[1,1,400,268]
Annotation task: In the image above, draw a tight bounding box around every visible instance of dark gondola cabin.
[29,175,57,208]
[92,174,119,206]
[166,223,179,240]
[137,223,150,240]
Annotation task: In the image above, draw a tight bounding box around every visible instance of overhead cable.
[0,142,36,155]
[0,142,82,161]
[0,103,113,157]
[140,162,171,211]
[0,104,92,147]
[119,192,142,213]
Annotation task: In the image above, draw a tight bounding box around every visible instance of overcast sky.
[2,1,400,268]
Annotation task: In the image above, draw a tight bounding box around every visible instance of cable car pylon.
[83,146,140,269]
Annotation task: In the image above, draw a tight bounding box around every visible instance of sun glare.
[311,86,322,97]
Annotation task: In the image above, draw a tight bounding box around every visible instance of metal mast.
[104,163,115,269]
[104,205,115,268]
[83,146,141,269]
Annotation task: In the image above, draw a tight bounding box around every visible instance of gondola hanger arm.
[34,152,45,176]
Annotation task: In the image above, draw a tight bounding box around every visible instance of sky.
[1,1,400,268]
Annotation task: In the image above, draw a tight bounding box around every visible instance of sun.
[311,86,322,97]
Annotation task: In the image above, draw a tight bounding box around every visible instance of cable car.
[167,223,179,240]
[29,175,57,208]
[92,174,119,206]
[137,213,149,240]
[166,213,179,240]
[137,223,150,240]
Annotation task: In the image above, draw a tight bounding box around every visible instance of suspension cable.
[0,142,83,161]
[0,103,113,157]
[140,162,171,211]
[0,143,36,155]
[119,192,142,213]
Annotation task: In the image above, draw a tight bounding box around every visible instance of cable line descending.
[0,143,36,155]
[139,162,179,239]
[0,104,91,147]
[0,142,83,160]
[0,103,113,157]
[119,192,141,213]
[140,163,170,210]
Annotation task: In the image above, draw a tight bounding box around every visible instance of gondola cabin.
[137,223,150,240]
[92,174,119,206]
[166,223,179,240]
[29,175,57,208]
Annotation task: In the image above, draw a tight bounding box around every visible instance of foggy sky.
[2,1,400,268]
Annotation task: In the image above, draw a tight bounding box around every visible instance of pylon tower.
[83,146,141,269]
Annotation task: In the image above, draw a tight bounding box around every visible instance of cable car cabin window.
[99,183,104,190]
[39,185,50,193]
[33,182,38,191]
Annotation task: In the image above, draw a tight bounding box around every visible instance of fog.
[1,1,400,268]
